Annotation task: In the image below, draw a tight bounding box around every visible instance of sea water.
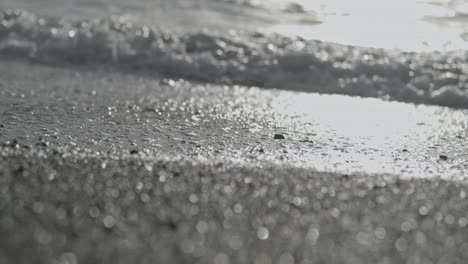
[0,0,468,108]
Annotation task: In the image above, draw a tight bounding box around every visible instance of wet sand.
[2,60,468,263]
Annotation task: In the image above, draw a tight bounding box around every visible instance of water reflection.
[2,0,468,51]
[269,92,468,178]
[271,0,468,51]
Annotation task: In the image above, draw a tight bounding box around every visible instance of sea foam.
[1,9,468,108]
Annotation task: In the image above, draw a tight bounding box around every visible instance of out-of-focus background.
[1,0,468,51]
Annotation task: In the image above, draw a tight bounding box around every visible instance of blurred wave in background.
[2,0,468,108]
[1,0,468,51]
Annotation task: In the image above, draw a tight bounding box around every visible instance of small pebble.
[439,155,448,161]
[274,134,285,140]
[36,142,47,147]
[130,149,139,155]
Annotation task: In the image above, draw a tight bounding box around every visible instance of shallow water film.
[1,1,468,264]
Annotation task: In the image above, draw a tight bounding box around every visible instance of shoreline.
[1,9,468,109]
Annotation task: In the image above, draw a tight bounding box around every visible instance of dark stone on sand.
[35,142,48,147]
[166,220,178,231]
[142,107,156,112]
[15,166,25,174]
[402,149,408,152]
[130,149,139,155]
[9,139,18,148]
[258,148,264,153]
[439,155,448,161]
[274,134,285,140]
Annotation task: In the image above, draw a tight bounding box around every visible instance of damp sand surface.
[2,60,468,263]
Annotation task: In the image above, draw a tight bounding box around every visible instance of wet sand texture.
[2,60,468,263]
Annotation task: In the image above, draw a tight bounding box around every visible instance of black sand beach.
[3,0,468,262]
[2,60,468,263]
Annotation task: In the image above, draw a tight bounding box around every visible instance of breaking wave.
[1,9,468,108]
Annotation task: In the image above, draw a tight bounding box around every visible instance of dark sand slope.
[1,60,468,263]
